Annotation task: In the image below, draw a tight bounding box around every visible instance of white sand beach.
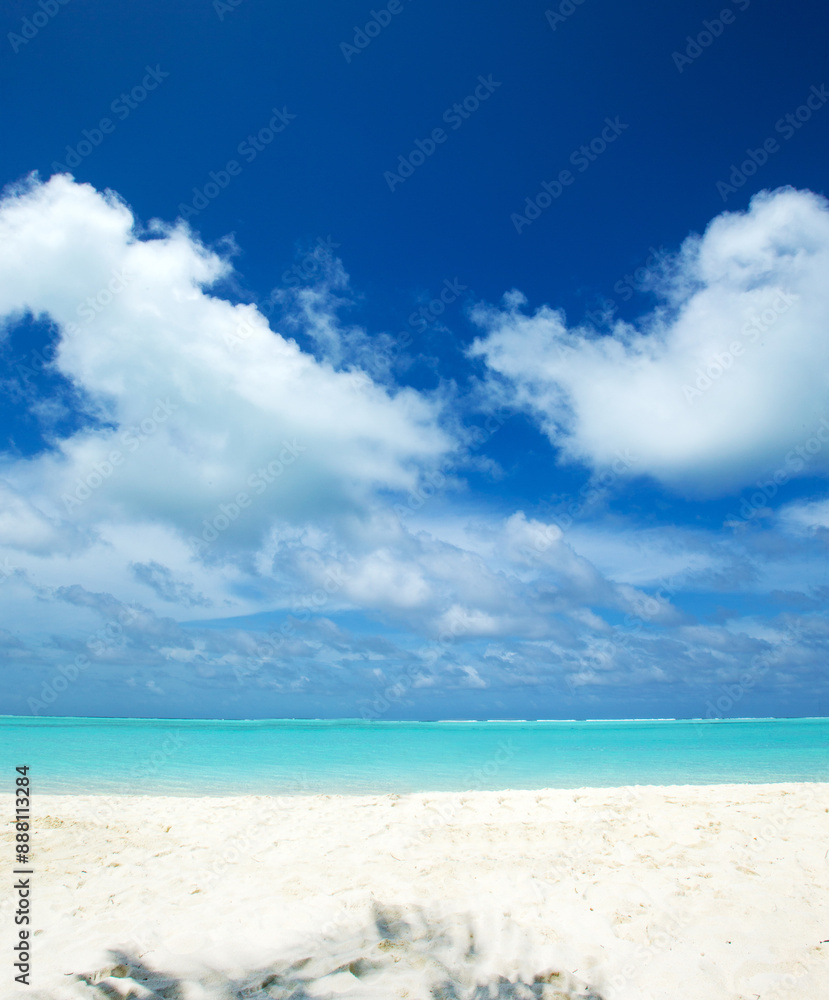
[4,783,828,1000]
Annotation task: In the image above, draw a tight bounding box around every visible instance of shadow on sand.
[76,904,605,1000]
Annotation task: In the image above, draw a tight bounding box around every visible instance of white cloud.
[0,481,65,554]
[778,497,829,534]
[0,175,452,554]
[564,523,720,589]
[470,187,829,495]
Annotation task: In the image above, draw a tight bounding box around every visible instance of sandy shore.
[3,783,828,999]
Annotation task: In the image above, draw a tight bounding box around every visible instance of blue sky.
[1,0,828,719]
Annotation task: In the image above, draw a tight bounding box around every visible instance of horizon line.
[1,714,827,724]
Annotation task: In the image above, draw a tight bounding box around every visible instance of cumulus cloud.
[0,174,452,556]
[286,506,691,641]
[470,187,829,495]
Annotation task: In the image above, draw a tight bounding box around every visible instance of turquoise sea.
[2,716,827,795]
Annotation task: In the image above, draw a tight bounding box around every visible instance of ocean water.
[1,716,827,795]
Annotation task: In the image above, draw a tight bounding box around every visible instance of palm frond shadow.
[76,904,605,1000]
